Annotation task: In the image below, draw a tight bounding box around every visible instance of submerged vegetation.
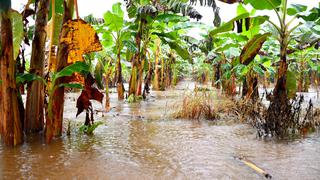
[173,88,238,121]
[237,95,320,138]
[173,88,320,138]
[79,121,103,135]
[0,0,319,146]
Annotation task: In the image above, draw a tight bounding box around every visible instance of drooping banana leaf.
[298,7,320,27]
[241,15,269,38]
[53,62,90,81]
[209,13,249,37]
[244,0,281,10]
[160,38,190,61]
[287,4,308,16]
[240,33,271,65]
[10,10,24,60]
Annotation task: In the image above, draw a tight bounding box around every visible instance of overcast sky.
[12,0,319,25]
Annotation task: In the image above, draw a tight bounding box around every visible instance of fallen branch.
[234,156,272,179]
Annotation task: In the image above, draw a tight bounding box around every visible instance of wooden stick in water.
[234,156,272,179]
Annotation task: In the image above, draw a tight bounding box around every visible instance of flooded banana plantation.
[1,0,320,179]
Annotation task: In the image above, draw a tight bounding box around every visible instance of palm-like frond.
[125,0,203,21]
[166,0,203,21]
[190,0,242,6]
[84,14,104,25]
[189,0,242,26]
[213,7,221,27]
[124,0,243,26]
[138,5,158,18]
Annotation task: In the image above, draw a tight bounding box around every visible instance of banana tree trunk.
[129,21,142,97]
[25,0,49,134]
[0,9,23,146]
[213,63,221,89]
[136,42,147,96]
[226,74,236,96]
[316,72,320,98]
[264,34,290,136]
[143,59,153,98]
[263,72,269,88]
[169,64,173,86]
[153,41,160,90]
[273,38,288,103]
[129,57,138,96]
[172,64,178,86]
[297,57,304,92]
[153,63,159,90]
[232,74,237,96]
[303,72,310,92]
[105,74,110,111]
[160,58,165,90]
[112,66,117,87]
[165,60,173,87]
[46,1,73,143]
[116,49,124,100]
[136,59,144,96]
[242,74,259,100]
[242,78,248,98]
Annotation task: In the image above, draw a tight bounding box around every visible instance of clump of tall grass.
[172,89,238,120]
[172,87,320,138]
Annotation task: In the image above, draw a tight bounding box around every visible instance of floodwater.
[1,81,320,179]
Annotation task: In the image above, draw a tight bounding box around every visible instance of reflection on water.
[1,81,320,179]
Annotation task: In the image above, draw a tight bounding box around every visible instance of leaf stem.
[267,19,281,34]
[265,0,284,28]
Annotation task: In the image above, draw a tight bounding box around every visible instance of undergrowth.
[238,94,320,139]
[79,121,103,135]
[172,88,320,139]
[172,89,238,120]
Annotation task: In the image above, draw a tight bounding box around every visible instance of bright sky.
[12,0,319,25]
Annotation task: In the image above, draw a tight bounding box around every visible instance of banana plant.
[239,0,320,137]
[195,3,270,95]
[287,28,320,93]
[100,3,130,100]
[94,52,114,111]
[0,0,25,146]
[152,18,203,90]
[193,53,212,84]
[125,0,207,97]
[200,32,243,94]
[14,61,91,143]
[243,0,320,103]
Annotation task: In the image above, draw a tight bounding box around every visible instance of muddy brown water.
[1,81,320,179]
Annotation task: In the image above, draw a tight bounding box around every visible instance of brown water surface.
[1,81,320,179]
